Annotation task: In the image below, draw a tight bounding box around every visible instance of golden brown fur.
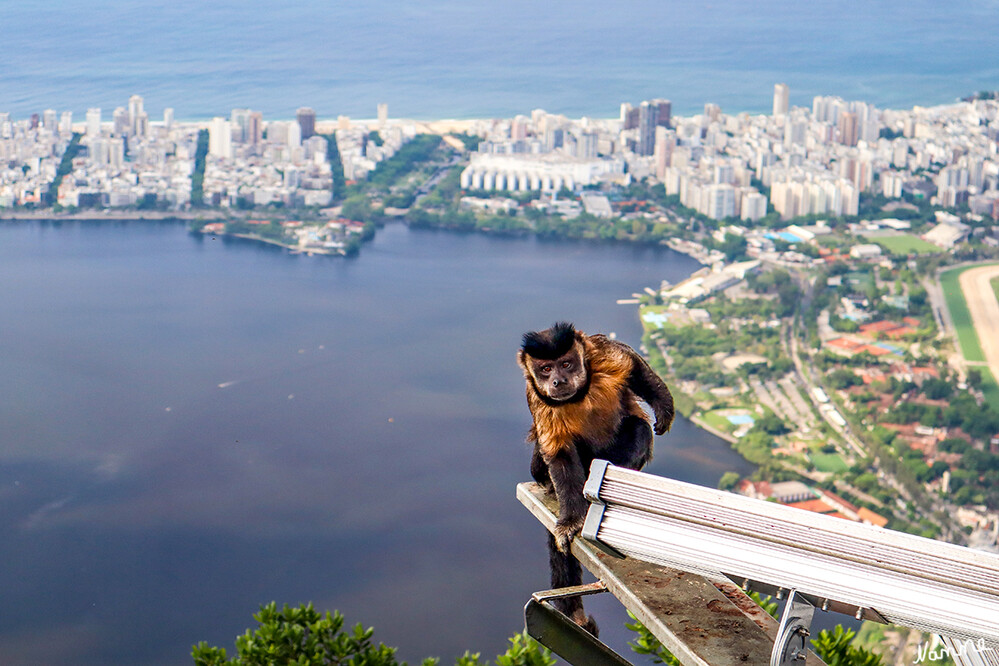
[517,322,673,636]
[521,334,647,459]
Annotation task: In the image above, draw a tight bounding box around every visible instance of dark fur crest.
[521,321,577,360]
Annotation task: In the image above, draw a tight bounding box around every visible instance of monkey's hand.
[554,515,585,553]
[653,403,673,435]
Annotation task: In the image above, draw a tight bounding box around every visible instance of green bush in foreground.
[197,600,887,666]
[192,603,554,666]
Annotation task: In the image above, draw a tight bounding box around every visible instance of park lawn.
[872,233,940,256]
[639,304,669,333]
[980,367,999,412]
[810,452,849,473]
[940,266,986,363]
[702,410,736,433]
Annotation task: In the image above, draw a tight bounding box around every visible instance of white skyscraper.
[209,117,233,159]
[113,107,129,136]
[109,137,125,170]
[377,103,388,126]
[59,111,73,134]
[128,94,144,135]
[230,108,251,143]
[163,108,174,129]
[288,120,302,149]
[773,83,790,117]
[86,108,102,138]
[42,109,57,131]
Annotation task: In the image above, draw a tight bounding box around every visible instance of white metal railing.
[581,461,999,664]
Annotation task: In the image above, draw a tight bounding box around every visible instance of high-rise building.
[838,111,859,146]
[209,117,232,159]
[625,106,640,130]
[704,103,721,123]
[59,111,73,134]
[113,107,129,136]
[109,137,125,171]
[134,112,148,138]
[773,83,789,117]
[86,108,102,138]
[42,109,57,131]
[784,119,807,146]
[511,115,529,140]
[89,138,109,165]
[377,103,388,126]
[163,108,174,129]
[620,102,633,126]
[653,126,676,180]
[637,100,658,156]
[128,94,144,136]
[653,99,672,128]
[288,119,302,148]
[296,107,316,139]
[231,108,251,143]
[248,111,263,146]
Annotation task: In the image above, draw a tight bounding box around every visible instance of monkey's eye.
[561,361,572,369]
[540,364,553,374]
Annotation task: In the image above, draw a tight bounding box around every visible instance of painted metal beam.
[517,481,825,666]
[582,462,999,646]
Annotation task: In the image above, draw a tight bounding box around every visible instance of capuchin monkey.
[517,321,674,635]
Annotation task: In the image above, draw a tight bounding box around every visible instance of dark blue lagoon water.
[0,221,754,665]
[3,0,998,120]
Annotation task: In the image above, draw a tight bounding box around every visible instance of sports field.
[810,452,849,473]
[942,263,999,411]
[941,266,985,362]
[872,234,940,256]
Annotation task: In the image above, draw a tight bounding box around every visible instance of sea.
[2,0,998,122]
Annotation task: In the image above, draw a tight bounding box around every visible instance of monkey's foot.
[570,609,599,637]
[554,516,584,553]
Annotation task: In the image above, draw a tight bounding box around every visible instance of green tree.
[192,604,553,666]
[718,471,741,491]
[811,626,884,666]
[191,129,210,206]
[192,603,417,666]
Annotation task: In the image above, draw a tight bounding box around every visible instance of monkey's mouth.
[548,386,578,402]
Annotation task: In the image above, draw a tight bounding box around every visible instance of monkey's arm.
[544,445,589,553]
[614,341,675,435]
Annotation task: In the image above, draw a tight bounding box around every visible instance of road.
[413,153,461,204]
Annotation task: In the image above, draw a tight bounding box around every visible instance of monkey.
[517,321,674,635]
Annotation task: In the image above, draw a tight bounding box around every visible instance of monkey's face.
[529,347,587,402]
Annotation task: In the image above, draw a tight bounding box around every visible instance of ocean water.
[2,0,998,121]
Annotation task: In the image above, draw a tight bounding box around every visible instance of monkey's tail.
[547,532,599,636]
